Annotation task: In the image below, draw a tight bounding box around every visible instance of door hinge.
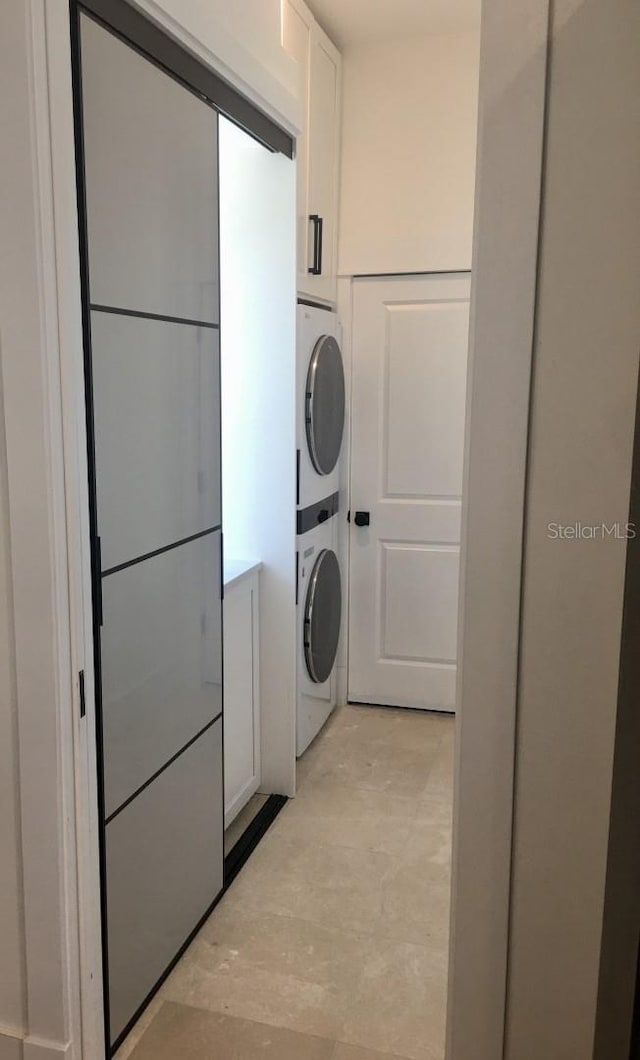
[78,669,86,719]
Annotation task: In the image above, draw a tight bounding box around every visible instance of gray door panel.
[102,531,222,818]
[81,14,219,324]
[92,312,221,573]
[106,720,224,1040]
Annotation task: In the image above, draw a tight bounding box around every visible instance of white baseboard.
[224,774,261,830]
[0,1030,23,1060]
[22,1037,72,1060]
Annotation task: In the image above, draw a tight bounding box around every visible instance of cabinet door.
[282,0,311,288]
[306,24,341,303]
[223,573,261,827]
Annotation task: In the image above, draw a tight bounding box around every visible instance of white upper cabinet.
[308,27,340,301]
[282,0,311,286]
[282,0,341,304]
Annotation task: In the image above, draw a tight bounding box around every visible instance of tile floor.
[116,704,454,1060]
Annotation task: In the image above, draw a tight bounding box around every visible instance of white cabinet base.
[225,776,261,831]
[223,561,261,828]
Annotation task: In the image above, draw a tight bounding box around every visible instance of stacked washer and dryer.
[296,304,346,756]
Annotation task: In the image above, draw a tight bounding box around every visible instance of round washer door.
[306,334,345,475]
[304,548,342,684]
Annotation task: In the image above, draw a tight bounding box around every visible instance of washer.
[296,512,342,756]
[297,304,345,510]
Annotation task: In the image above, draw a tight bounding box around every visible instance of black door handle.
[316,215,323,275]
[317,508,329,524]
[354,511,370,527]
[308,214,323,275]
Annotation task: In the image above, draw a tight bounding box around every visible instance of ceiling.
[305,0,481,47]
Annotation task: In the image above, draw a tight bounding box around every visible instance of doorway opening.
[218,113,297,872]
[111,2,479,1057]
[70,0,482,1057]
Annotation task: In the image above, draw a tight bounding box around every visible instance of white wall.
[336,29,480,706]
[504,0,640,1056]
[338,32,480,276]
[220,117,297,797]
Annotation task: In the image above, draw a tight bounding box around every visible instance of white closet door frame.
[8,3,299,1058]
[447,2,550,1059]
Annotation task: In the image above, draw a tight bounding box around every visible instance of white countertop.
[223,558,262,590]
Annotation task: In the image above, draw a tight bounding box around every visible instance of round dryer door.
[304,548,342,684]
[305,334,345,475]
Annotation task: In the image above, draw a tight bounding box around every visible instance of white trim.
[25,0,81,1047]
[0,1032,24,1060]
[44,3,106,1056]
[23,1039,73,1060]
[1,1,83,1058]
[447,1,550,1058]
[335,276,353,707]
[224,777,261,831]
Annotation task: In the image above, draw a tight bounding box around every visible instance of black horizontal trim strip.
[297,298,335,312]
[297,492,340,536]
[349,700,454,717]
[78,0,294,158]
[102,525,220,577]
[104,713,222,826]
[90,303,219,330]
[353,269,472,279]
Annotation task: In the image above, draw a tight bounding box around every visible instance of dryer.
[297,304,345,511]
[296,512,342,756]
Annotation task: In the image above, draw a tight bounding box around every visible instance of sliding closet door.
[78,13,223,1045]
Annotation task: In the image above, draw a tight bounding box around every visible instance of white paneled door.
[348,274,470,710]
